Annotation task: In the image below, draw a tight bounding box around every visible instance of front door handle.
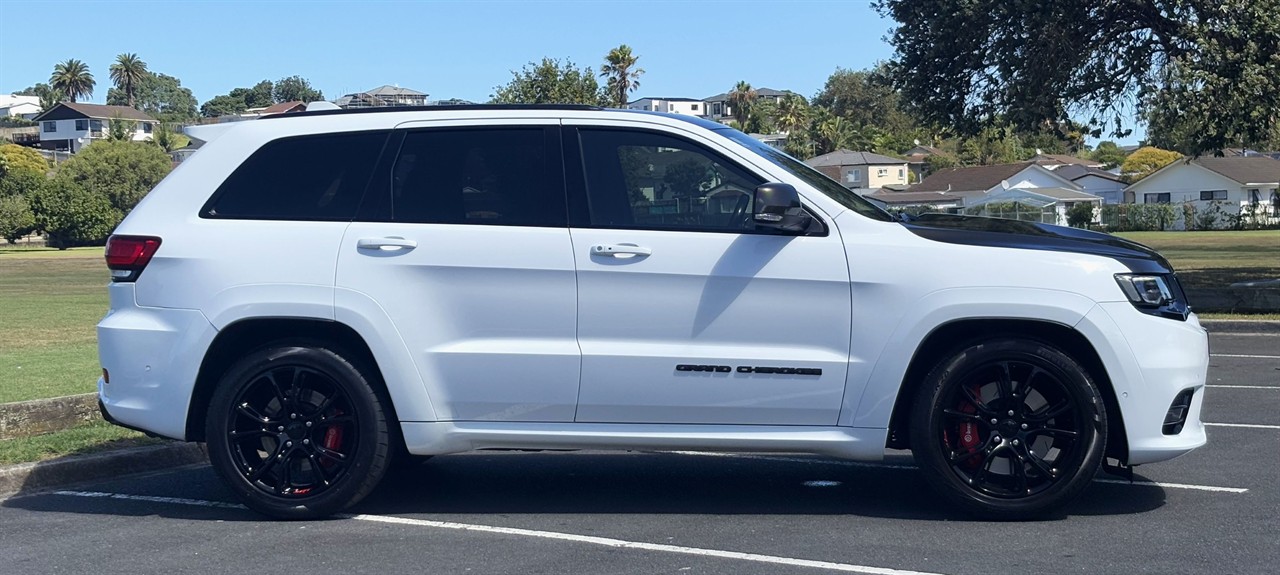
[357,237,417,250]
[591,243,651,257]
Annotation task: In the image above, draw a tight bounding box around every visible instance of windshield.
[718,129,896,222]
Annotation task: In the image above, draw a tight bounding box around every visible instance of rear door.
[564,122,853,425]
[335,119,580,422]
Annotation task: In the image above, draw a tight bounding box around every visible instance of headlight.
[1114,273,1189,320]
[1115,274,1173,306]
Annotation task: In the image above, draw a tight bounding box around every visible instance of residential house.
[1053,164,1127,204]
[701,88,792,122]
[336,85,428,108]
[627,97,705,116]
[1124,156,1280,229]
[0,94,41,120]
[238,101,308,119]
[31,102,157,152]
[910,161,1083,202]
[805,150,909,189]
[902,144,948,182]
[964,186,1103,226]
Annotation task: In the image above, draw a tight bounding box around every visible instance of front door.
[565,124,852,425]
[336,121,580,422]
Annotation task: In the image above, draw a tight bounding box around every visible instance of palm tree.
[50,59,95,103]
[728,81,756,126]
[774,94,809,135]
[109,53,148,107]
[599,45,644,108]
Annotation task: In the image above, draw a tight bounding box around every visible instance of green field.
[0,247,106,403]
[1115,230,1280,289]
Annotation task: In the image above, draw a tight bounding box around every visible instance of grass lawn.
[1114,230,1280,290]
[0,420,161,465]
[0,247,106,403]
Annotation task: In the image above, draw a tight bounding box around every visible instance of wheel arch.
[884,318,1128,463]
[186,318,405,443]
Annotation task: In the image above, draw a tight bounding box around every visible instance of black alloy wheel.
[910,338,1106,520]
[207,344,390,519]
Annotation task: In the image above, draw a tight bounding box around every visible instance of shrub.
[53,140,171,214]
[29,179,121,249]
[1066,202,1094,228]
[0,195,36,243]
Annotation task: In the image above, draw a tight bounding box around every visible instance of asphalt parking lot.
[2,332,1276,575]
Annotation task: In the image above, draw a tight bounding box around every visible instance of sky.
[0,0,1141,145]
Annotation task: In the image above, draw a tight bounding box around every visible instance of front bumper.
[1077,303,1209,465]
[97,283,216,441]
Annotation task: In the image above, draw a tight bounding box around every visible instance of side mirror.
[753,183,811,233]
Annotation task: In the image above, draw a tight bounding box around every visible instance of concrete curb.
[0,393,99,440]
[1201,319,1280,334]
[0,442,207,497]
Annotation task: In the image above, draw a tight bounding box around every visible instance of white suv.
[97,105,1207,519]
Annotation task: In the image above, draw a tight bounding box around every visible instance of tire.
[909,338,1106,520]
[205,343,391,519]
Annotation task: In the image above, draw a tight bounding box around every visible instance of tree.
[109,53,148,107]
[29,178,120,249]
[201,94,249,117]
[1066,201,1095,228]
[273,76,323,103]
[49,59,95,103]
[107,114,136,141]
[812,65,917,137]
[727,81,756,126]
[1121,146,1182,182]
[957,125,1028,166]
[600,44,644,108]
[774,94,809,135]
[0,143,52,178]
[107,72,198,123]
[491,58,607,105]
[53,140,172,214]
[151,124,187,152]
[201,80,276,117]
[0,195,36,244]
[1090,141,1128,170]
[875,0,1280,154]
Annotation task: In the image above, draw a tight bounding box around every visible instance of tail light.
[104,235,162,282]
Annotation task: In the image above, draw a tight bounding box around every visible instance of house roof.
[1193,156,1280,185]
[967,187,1102,208]
[866,189,967,205]
[805,149,904,167]
[261,101,306,115]
[628,97,703,103]
[363,85,427,97]
[911,162,1039,193]
[702,88,793,102]
[32,102,156,123]
[1054,164,1124,183]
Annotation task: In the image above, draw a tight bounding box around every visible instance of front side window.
[390,127,563,227]
[75,119,88,131]
[577,128,764,232]
[877,167,888,177]
[1248,188,1261,205]
[1145,193,1171,204]
[89,119,103,133]
[143,123,153,134]
[1199,190,1227,201]
[203,130,388,220]
[42,121,55,133]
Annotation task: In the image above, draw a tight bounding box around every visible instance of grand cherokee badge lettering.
[676,364,821,376]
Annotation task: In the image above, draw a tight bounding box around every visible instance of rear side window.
[203,131,389,220]
[388,127,565,227]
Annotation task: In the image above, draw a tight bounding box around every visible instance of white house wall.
[1126,163,1247,203]
[1073,175,1126,204]
[987,167,1081,193]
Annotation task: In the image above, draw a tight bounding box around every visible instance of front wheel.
[206,344,391,519]
[910,339,1106,520]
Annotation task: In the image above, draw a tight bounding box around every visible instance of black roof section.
[258,103,603,120]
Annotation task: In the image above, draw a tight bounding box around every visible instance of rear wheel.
[910,338,1105,520]
[206,344,390,519]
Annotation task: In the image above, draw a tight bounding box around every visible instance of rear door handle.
[357,237,417,250]
[591,243,651,257]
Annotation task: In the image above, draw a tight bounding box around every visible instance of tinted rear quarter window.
[203,130,389,220]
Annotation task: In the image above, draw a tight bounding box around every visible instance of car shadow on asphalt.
[2,451,1166,523]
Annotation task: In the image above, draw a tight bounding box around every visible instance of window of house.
[877,168,888,177]
[1144,193,1171,204]
[202,130,389,221]
[847,170,860,183]
[143,123,153,134]
[89,120,103,133]
[390,127,564,227]
[1199,190,1227,201]
[577,128,764,232]
[1248,188,1261,205]
[898,168,905,179]
[42,121,55,133]
[75,119,88,131]
[691,104,699,111]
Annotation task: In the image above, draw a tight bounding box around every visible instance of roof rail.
[258,103,603,120]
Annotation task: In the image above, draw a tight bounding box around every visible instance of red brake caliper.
[320,409,344,470]
[952,385,983,469]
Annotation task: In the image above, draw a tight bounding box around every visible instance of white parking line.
[1207,385,1280,390]
[1205,422,1280,430]
[1211,353,1280,359]
[664,452,1249,494]
[51,490,946,575]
